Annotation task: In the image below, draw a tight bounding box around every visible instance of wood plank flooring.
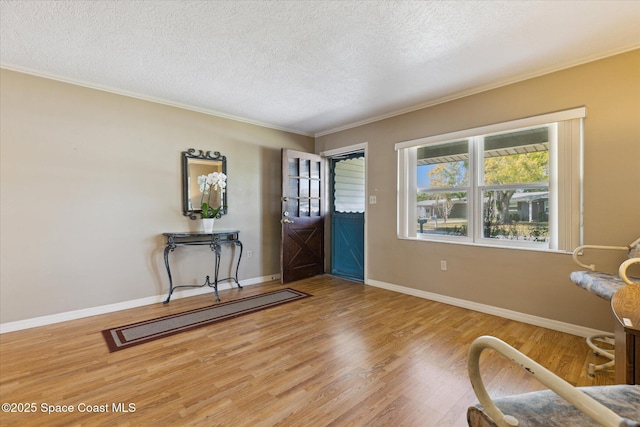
[0,276,614,426]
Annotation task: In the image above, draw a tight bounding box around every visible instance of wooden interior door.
[281,149,325,283]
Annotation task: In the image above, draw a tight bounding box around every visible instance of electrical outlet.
[247,250,253,259]
[440,260,447,271]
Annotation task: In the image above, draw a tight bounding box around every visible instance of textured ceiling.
[1,1,639,136]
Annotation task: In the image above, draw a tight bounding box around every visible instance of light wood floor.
[0,276,614,426]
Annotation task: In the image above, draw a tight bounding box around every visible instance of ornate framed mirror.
[182,148,227,219]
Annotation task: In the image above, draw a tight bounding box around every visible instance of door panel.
[281,149,325,283]
[330,154,365,281]
[332,213,364,280]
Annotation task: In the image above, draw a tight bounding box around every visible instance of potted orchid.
[197,172,226,232]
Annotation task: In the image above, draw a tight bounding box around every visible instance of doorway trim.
[320,142,368,283]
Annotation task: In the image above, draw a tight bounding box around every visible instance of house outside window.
[397,108,584,251]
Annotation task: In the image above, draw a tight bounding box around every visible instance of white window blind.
[334,157,365,213]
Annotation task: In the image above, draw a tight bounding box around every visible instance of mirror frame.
[182,148,228,220]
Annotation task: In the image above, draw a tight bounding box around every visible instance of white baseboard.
[0,274,280,334]
[366,279,611,338]
[2,275,608,338]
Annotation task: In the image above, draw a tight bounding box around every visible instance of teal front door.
[330,153,365,281]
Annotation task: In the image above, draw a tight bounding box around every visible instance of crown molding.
[3,43,638,140]
[315,44,640,137]
[0,63,314,138]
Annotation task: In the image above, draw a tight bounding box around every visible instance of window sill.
[397,235,572,254]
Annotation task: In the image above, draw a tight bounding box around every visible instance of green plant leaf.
[201,202,211,218]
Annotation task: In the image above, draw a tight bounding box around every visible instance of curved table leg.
[163,245,175,304]
[234,240,243,289]
[209,240,243,301]
[213,242,222,302]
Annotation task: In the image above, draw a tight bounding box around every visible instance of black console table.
[162,230,242,303]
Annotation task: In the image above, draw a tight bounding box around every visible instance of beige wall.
[0,69,314,323]
[316,49,640,331]
[2,51,638,330]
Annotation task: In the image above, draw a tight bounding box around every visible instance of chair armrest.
[619,257,640,285]
[468,336,629,427]
[572,244,629,271]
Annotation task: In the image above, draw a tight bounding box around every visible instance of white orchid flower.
[198,175,210,193]
[198,171,227,218]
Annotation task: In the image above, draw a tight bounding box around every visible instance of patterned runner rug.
[102,288,311,352]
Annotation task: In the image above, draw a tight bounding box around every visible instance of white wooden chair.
[570,237,640,375]
[467,336,640,427]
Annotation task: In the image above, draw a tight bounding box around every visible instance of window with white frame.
[396,108,584,251]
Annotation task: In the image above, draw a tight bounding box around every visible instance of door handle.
[281,218,295,224]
